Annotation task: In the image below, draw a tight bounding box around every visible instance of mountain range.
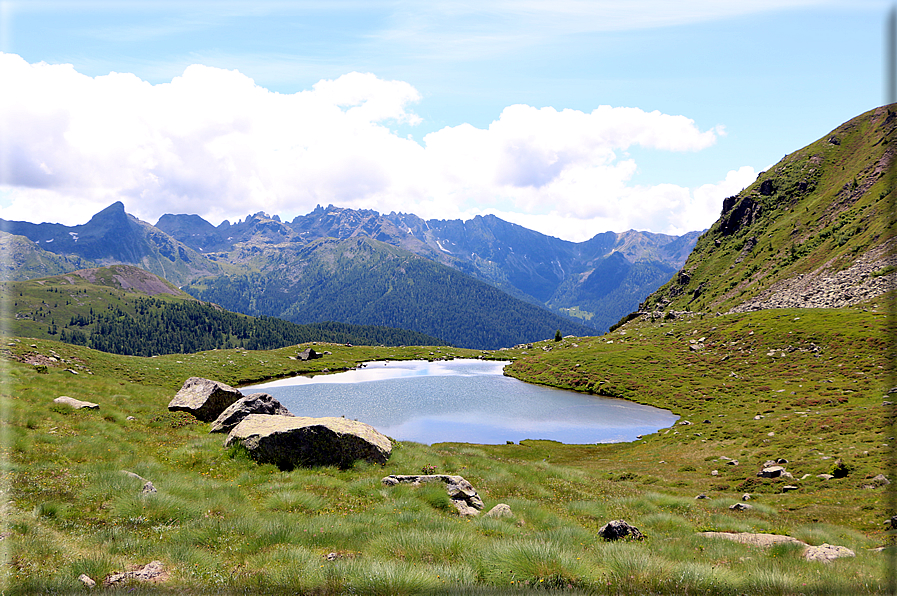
[1,201,700,348]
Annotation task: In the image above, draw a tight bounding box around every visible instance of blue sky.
[0,1,889,240]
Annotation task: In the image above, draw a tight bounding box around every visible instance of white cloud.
[0,53,740,239]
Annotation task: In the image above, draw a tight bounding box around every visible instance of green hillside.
[3,265,446,354]
[643,104,896,314]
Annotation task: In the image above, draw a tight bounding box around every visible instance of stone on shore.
[226,414,391,469]
[168,377,243,422]
[209,393,293,433]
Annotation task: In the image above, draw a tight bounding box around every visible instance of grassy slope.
[2,269,195,342]
[1,306,890,593]
[643,104,896,314]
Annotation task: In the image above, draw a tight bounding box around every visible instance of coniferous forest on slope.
[184,246,597,350]
[40,295,446,356]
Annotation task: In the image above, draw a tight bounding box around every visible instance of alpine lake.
[242,358,678,445]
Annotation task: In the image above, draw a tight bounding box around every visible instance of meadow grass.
[0,305,892,594]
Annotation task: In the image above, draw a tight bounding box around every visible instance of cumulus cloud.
[0,53,741,240]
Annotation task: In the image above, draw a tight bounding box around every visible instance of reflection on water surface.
[243,359,677,445]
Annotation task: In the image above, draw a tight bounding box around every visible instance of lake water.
[242,359,678,445]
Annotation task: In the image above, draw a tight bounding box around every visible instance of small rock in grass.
[53,396,99,410]
[103,561,168,587]
[817,474,834,480]
[782,485,798,492]
[78,574,96,588]
[741,493,751,501]
[758,466,786,478]
[730,503,753,510]
[484,503,513,518]
[695,493,709,500]
[598,519,644,541]
[802,543,855,563]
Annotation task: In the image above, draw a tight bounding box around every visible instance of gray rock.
[802,543,855,563]
[695,493,709,499]
[381,474,484,516]
[78,574,96,588]
[485,503,513,518]
[758,466,786,478]
[730,503,753,510]
[742,493,752,501]
[297,348,322,361]
[103,561,167,587]
[209,393,293,433]
[598,519,644,541]
[226,414,391,469]
[121,471,156,495]
[782,485,798,492]
[817,474,834,480]
[168,377,243,422]
[53,396,99,410]
[872,474,890,485]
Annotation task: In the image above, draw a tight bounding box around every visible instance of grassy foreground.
[0,305,893,594]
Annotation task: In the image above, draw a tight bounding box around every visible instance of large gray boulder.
[209,393,293,433]
[225,414,391,469]
[168,377,243,422]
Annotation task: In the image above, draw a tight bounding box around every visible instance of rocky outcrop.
[381,474,485,516]
[209,393,293,433]
[719,196,762,237]
[53,396,99,410]
[225,414,391,469]
[167,377,243,422]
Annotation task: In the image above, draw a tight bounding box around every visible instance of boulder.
[730,503,753,511]
[485,503,513,518]
[598,519,644,541]
[802,543,855,563]
[298,348,322,361]
[209,393,293,433]
[226,414,391,469]
[381,474,485,516]
[53,396,99,410]
[168,377,243,422]
[758,465,786,478]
